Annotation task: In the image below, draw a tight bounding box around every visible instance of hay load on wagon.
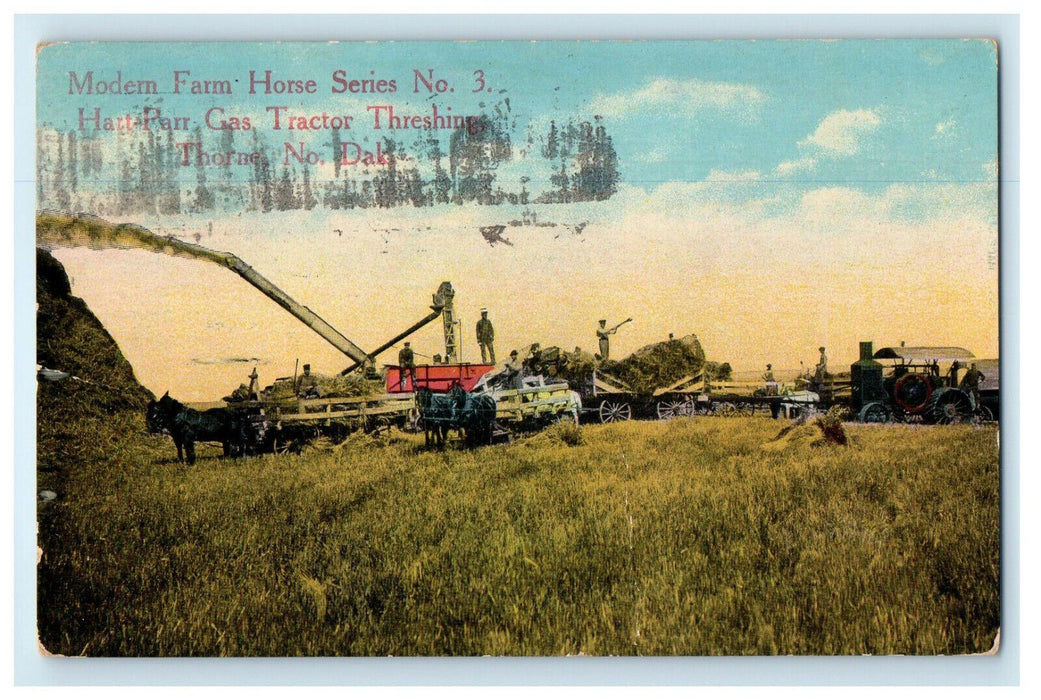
[602,333,707,396]
[259,371,385,401]
[533,333,720,422]
[542,333,706,394]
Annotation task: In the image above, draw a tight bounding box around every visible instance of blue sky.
[35,39,1001,397]
[37,39,997,197]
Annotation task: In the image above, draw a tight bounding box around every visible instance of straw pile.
[261,373,384,401]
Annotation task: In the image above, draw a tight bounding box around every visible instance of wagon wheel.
[274,425,318,454]
[974,405,995,424]
[268,428,289,455]
[552,409,580,427]
[737,401,756,416]
[656,398,690,420]
[857,401,891,423]
[715,402,738,417]
[928,391,972,425]
[367,415,393,435]
[272,436,302,455]
[599,399,632,423]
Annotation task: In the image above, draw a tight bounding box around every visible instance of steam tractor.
[848,342,997,424]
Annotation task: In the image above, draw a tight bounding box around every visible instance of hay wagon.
[242,361,497,451]
[481,374,582,429]
[252,391,419,451]
[560,367,817,422]
[414,365,582,446]
[529,345,684,423]
[642,370,823,420]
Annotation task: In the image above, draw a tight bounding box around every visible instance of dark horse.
[415,387,451,447]
[146,392,250,465]
[416,385,497,447]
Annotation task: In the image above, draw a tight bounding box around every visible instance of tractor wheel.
[858,401,891,423]
[599,399,632,423]
[893,373,933,414]
[927,390,973,425]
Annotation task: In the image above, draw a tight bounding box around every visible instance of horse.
[416,385,498,447]
[456,387,497,445]
[415,387,451,448]
[146,392,251,465]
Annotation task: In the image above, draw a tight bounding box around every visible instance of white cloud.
[638,148,668,164]
[982,158,998,180]
[797,186,879,220]
[917,46,947,67]
[774,157,817,176]
[589,78,765,120]
[794,182,996,230]
[933,118,957,138]
[798,109,881,156]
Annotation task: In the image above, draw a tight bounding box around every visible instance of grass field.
[37,413,1000,657]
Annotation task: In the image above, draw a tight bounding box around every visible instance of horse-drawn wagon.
[414,363,582,446]
[254,390,419,451]
[222,361,497,452]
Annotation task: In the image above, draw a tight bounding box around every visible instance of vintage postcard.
[34,39,999,657]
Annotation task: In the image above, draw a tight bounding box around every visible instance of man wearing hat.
[476,308,496,365]
[814,347,828,388]
[763,364,778,396]
[398,342,416,391]
[524,342,543,375]
[504,349,525,389]
[597,319,613,361]
[959,362,986,408]
[297,363,320,397]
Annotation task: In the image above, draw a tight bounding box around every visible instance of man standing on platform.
[597,317,631,361]
[476,308,496,365]
[398,342,416,391]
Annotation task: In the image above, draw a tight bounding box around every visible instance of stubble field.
[37,414,1000,657]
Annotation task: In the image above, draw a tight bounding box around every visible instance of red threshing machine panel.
[386,363,495,394]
